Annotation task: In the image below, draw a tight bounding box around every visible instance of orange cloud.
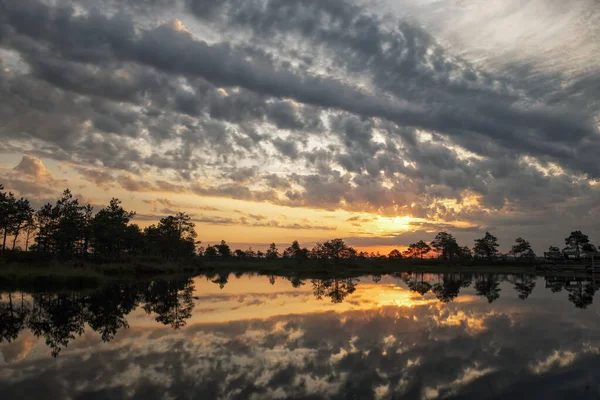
[13,154,51,180]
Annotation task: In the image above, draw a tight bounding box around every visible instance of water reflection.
[0,278,194,356]
[1,273,600,399]
[312,278,359,303]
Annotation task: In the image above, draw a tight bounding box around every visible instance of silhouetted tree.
[459,246,472,261]
[54,190,89,258]
[283,240,309,260]
[473,232,500,261]
[234,249,246,259]
[23,216,36,252]
[430,232,462,261]
[0,186,16,253]
[0,187,35,253]
[404,242,429,259]
[311,239,356,262]
[34,203,56,254]
[32,190,92,259]
[154,212,197,259]
[411,240,431,259]
[81,204,94,258]
[204,245,218,259]
[245,247,257,258]
[564,231,590,259]
[124,224,144,256]
[583,243,597,254]
[10,198,34,251]
[510,237,536,260]
[388,249,402,259]
[91,198,136,260]
[215,240,231,258]
[266,243,279,259]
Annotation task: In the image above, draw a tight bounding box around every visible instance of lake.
[1,273,599,399]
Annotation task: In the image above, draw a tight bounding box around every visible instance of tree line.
[1,186,198,261]
[1,185,597,263]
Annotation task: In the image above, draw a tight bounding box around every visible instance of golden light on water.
[363,284,435,308]
[151,277,481,326]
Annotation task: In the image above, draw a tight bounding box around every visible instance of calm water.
[1,273,600,399]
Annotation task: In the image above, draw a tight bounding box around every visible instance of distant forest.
[0,185,598,263]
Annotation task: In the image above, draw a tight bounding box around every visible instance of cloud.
[1,155,64,200]
[13,155,51,180]
[116,175,187,193]
[0,0,599,251]
[75,167,115,187]
[135,211,336,231]
[143,197,221,212]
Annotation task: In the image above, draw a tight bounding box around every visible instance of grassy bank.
[0,260,204,292]
[195,258,538,279]
[0,258,541,292]
[0,265,105,292]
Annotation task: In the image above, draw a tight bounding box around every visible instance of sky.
[1,0,599,254]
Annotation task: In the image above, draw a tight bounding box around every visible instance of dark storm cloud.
[271,137,300,160]
[183,0,600,173]
[3,0,598,179]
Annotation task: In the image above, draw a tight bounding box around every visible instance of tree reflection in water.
[142,279,195,329]
[1,273,599,358]
[475,274,502,303]
[400,272,598,309]
[0,293,27,344]
[510,275,536,300]
[311,278,358,303]
[544,277,599,309]
[0,278,195,357]
[433,274,472,303]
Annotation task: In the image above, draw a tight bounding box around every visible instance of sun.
[371,215,414,234]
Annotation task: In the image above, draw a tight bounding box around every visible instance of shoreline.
[0,259,553,292]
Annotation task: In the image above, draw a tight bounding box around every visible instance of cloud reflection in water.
[1,273,599,399]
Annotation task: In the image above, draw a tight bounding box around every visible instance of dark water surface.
[1,273,600,399]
